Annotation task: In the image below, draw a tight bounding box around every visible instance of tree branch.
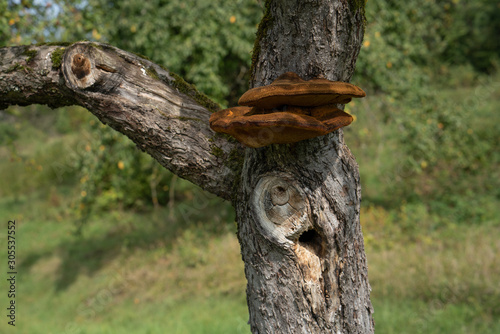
[0,42,242,201]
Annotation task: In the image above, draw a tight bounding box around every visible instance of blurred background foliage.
[0,0,499,333]
[1,0,498,225]
[351,0,500,223]
[2,0,262,226]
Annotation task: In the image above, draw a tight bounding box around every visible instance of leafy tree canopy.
[2,0,498,222]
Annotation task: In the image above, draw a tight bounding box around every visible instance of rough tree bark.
[0,0,373,332]
[0,42,240,200]
[238,1,373,332]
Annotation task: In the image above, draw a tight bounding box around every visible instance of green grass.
[362,206,500,333]
[1,190,498,333]
[18,295,250,334]
[0,190,248,334]
[373,299,500,334]
[0,72,498,333]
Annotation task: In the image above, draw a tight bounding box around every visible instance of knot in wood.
[71,54,91,79]
[252,175,311,246]
[270,180,289,206]
[263,178,304,226]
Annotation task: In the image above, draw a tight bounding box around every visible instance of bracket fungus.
[209,72,365,148]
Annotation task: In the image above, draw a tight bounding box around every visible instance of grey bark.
[0,0,373,332]
[237,0,373,333]
[0,43,241,201]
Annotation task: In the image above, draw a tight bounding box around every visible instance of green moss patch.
[145,65,160,80]
[349,0,367,31]
[131,51,152,61]
[250,0,273,77]
[210,145,224,158]
[5,63,26,73]
[168,71,220,113]
[226,148,244,172]
[23,48,38,63]
[51,48,66,69]
[35,41,73,47]
[175,116,203,123]
[349,0,366,12]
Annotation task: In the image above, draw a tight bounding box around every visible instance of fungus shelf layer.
[209,106,353,148]
[238,72,366,109]
[209,72,365,147]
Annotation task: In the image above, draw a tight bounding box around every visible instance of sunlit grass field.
[0,191,498,333]
[0,75,499,333]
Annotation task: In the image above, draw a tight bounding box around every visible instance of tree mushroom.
[209,105,353,148]
[209,72,364,147]
[238,72,366,109]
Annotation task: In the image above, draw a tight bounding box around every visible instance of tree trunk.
[0,0,373,332]
[236,0,373,332]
